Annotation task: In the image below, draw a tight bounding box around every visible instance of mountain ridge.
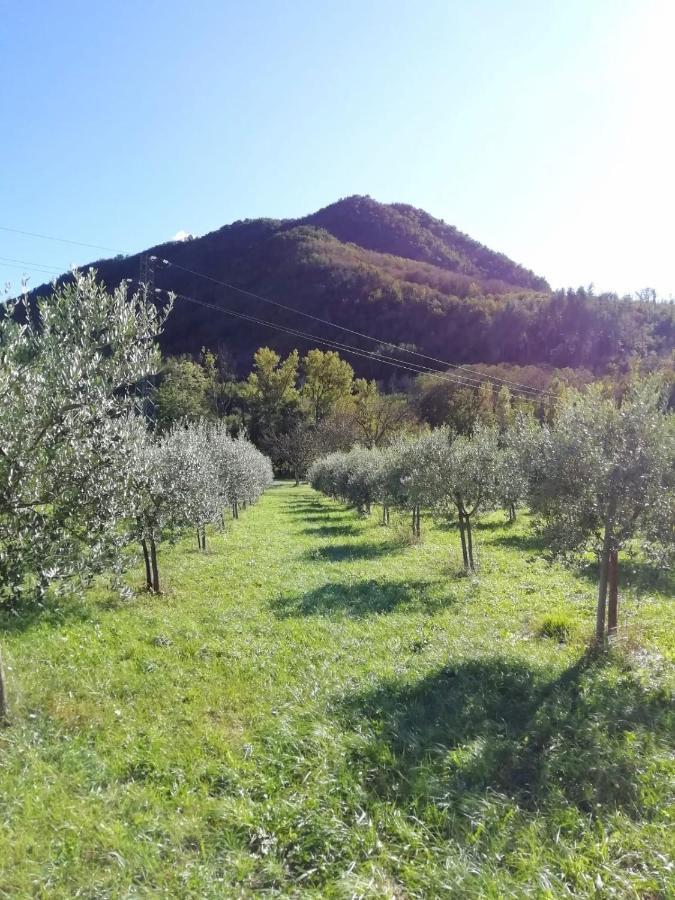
[25,196,673,377]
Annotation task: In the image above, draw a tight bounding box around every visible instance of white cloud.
[171,229,193,242]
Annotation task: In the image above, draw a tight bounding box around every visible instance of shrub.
[538,612,574,642]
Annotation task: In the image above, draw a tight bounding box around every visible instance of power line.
[0,262,64,279]
[0,225,124,255]
[158,258,552,398]
[0,255,65,274]
[0,224,552,398]
[144,283,549,403]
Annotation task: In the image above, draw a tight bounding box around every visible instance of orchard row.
[309,387,674,643]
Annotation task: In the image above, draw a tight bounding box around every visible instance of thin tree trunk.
[0,645,7,724]
[596,501,616,642]
[202,527,207,552]
[607,549,619,636]
[509,503,516,523]
[141,538,152,590]
[465,514,475,571]
[457,507,469,569]
[149,534,161,594]
[596,547,610,642]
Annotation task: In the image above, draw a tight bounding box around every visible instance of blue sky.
[1,0,673,297]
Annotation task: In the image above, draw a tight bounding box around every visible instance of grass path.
[0,483,672,897]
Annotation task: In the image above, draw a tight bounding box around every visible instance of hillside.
[28,196,674,376]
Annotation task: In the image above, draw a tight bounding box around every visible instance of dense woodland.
[27,196,675,378]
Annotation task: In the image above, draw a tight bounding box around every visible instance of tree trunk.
[607,549,619,636]
[0,645,7,724]
[465,514,475,571]
[509,503,516,523]
[149,534,161,594]
[202,527,207,552]
[596,501,617,642]
[141,538,152,590]
[596,547,610,643]
[232,499,239,519]
[457,506,469,569]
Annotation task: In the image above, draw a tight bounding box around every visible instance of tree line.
[0,272,272,720]
[308,385,674,644]
[152,338,674,487]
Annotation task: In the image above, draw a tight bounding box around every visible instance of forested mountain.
[27,195,674,377]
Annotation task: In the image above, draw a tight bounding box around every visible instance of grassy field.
[0,482,673,898]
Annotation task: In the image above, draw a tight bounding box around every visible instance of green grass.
[0,482,673,898]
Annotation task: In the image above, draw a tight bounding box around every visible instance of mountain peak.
[299,196,549,291]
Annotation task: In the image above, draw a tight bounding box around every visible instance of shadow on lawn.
[341,651,671,815]
[574,555,674,597]
[489,530,549,554]
[302,541,399,563]
[273,578,453,618]
[301,524,361,537]
[0,596,92,636]
[284,509,348,522]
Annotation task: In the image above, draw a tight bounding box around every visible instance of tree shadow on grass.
[301,524,361,538]
[574,555,674,597]
[339,651,671,816]
[0,596,93,636]
[489,530,550,554]
[273,578,455,618]
[284,508,348,521]
[301,541,399,563]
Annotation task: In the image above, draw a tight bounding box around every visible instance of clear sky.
[1,0,673,297]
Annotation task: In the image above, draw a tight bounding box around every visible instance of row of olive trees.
[309,425,511,571]
[0,273,273,720]
[309,384,674,642]
[131,421,273,593]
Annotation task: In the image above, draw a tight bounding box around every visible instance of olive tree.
[426,425,500,571]
[132,422,272,591]
[383,431,450,538]
[0,273,168,720]
[495,412,540,522]
[0,271,168,607]
[161,422,223,551]
[219,433,274,517]
[308,452,351,502]
[525,383,674,641]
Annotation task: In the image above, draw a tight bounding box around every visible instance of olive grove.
[0,274,273,719]
[308,387,674,640]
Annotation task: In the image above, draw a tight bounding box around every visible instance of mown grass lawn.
[0,482,673,898]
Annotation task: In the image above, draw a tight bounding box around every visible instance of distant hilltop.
[27,196,673,376]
